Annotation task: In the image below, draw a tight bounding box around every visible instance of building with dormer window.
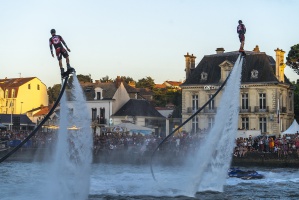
[181,46,294,135]
[0,77,48,115]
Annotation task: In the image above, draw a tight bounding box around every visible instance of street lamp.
[10,101,13,130]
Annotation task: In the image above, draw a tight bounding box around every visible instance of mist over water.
[42,75,93,200]
[183,56,243,195]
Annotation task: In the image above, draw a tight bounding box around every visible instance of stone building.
[181,46,294,135]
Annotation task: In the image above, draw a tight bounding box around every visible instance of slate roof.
[181,51,290,86]
[112,99,165,118]
[67,81,140,101]
[0,114,35,125]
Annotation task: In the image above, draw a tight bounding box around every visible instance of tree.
[66,74,92,89]
[286,44,299,74]
[136,76,155,89]
[100,75,113,82]
[47,84,62,104]
[117,76,135,84]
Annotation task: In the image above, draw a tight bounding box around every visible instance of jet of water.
[42,75,93,200]
[184,55,243,195]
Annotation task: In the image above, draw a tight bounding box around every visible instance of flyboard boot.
[239,48,246,57]
[60,67,67,79]
[66,64,75,74]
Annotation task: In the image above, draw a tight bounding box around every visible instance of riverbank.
[1,148,299,168]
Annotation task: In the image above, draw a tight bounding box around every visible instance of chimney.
[274,48,286,83]
[253,45,260,52]
[184,52,191,79]
[115,76,122,87]
[190,54,196,70]
[216,48,225,54]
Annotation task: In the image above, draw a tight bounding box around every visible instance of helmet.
[238,20,242,24]
[50,29,56,34]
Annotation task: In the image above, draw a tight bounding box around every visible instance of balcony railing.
[187,107,199,114]
[239,106,251,113]
[203,107,217,113]
[254,106,269,112]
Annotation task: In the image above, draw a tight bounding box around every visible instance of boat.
[228,168,264,180]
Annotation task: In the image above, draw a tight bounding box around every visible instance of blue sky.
[0,0,298,87]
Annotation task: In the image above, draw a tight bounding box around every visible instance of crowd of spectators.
[2,129,299,160]
[234,133,299,158]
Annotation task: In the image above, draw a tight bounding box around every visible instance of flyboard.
[0,69,75,163]
[150,55,244,181]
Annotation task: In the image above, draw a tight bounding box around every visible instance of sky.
[0,0,299,87]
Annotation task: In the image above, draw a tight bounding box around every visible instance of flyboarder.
[237,20,246,57]
[49,29,74,78]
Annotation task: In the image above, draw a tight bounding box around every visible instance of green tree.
[117,76,135,84]
[136,76,155,89]
[69,74,92,87]
[100,75,113,82]
[47,84,61,104]
[286,44,299,74]
[293,81,299,122]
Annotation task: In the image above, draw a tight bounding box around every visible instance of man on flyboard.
[49,29,75,78]
[237,20,246,57]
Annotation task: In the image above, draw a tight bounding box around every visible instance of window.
[241,117,249,130]
[28,84,31,89]
[192,94,198,111]
[5,90,8,98]
[208,117,214,129]
[97,92,101,100]
[259,117,267,133]
[192,115,199,134]
[259,93,266,110]
[91,108,97,121]
[208,94,215,110]
[11,89,15,98]
[37,84,40,90]
[241,93,248,109]
[100,107,105,124]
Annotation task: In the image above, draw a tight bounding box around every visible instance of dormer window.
[201,72,208,81]
[97,92,101,100]
[11,89,15,98]
[94,87,103,100]
[251,69,258,79]
[219,60,233,82]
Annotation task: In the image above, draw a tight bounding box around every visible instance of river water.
[1,162,299,200]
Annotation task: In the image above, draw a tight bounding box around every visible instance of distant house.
[0,77,48,115]
[112,99,165,135]
[154,80,182,92]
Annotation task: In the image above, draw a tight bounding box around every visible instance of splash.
[43,76,93,200]
[184,56,243,195]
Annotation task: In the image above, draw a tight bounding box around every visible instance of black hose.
[0,75,70,163]
[150,70,233,181]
